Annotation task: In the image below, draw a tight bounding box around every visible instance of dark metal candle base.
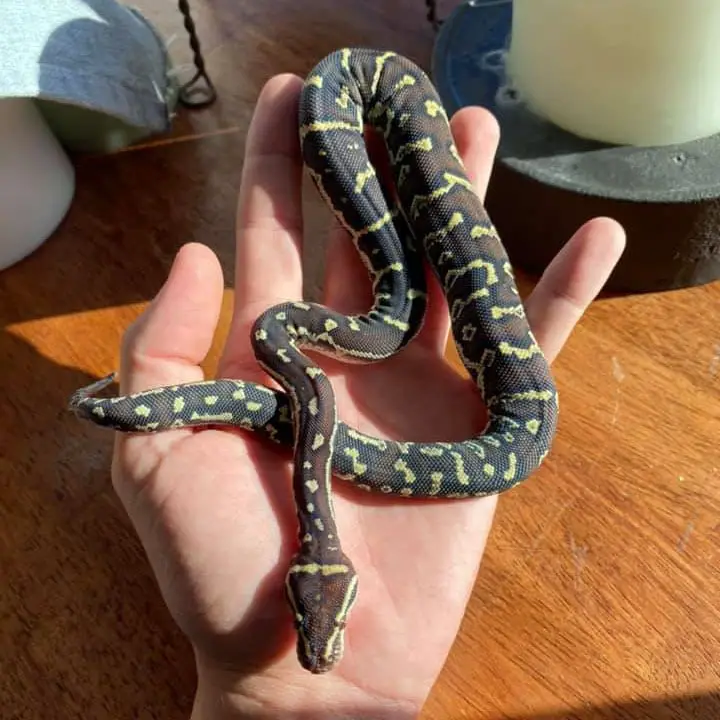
[430,0,720,293]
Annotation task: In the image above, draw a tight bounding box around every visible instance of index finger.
[221,74,306,376]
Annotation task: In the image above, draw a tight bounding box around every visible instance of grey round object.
[430,0,720,293]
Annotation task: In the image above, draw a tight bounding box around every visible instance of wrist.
[190,651,421,720]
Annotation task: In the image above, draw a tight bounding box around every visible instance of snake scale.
[69,48,559,674]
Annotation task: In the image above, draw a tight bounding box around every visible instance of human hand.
[109,74,625,719]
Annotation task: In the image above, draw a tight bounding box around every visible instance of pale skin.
[110,73,626,719]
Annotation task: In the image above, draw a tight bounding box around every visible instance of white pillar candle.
[0,98,75,271]
[507,0,720,146]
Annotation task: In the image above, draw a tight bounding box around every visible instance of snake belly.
[69,48,559,673]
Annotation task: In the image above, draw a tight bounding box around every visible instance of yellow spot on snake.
[341,48,351,71]
[394,458,416,484]
[357,210,393,237]
[134,405,151,417]
[429,472,443,495]
[394,74,416,91]
[204,396,219,406]
[275,311,286,321]
[277,349,291,363]
[312,433,325,450]
[400,488,413,496]
[300,120,361,139]
[419,446,444,457]
[306,75,323,88]
[246,401,262,412]
[498,342,542,360]
[391,137,433,164]
[344,448,367,475]
[526,419,540,435]
[307,503,315,512]
[308,397,318,416]
[305,479,319,493]
[289,563,349,575]
[451,451,471,485]
[450,288,490,320]
[190,411,233,423]
[255,329,267,341]
[92,406,105,418]
[425,99,448,120]
[371,51,396,93]
[471,224,495,240]
[294,302,311,310]
[314,518,325,531]
[445,257,498,288]
[375,261,404,281]
[461,324,477,342]
[382,315,410,331]
[324,319,338,332]
[410,172,473,219]
[232,388,245,400]
[483,464,495,477]
[336,86,351,109]
[173,397,185,413]
[355,162,376,193]
[424,211,463,246]
[306,367,324,378]
[500,389,554,403]
[491,304,525,320]
[347,428,387,450]
[503,453,518,481]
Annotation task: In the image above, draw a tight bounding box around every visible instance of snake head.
[285,553,359,674]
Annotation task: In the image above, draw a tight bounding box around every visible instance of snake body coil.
[69,49,559,674]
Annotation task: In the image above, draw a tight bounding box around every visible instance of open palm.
[110,74,625,717]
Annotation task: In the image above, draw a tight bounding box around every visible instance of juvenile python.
[69,48,558,674]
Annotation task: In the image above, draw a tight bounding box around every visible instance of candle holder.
[429,0,720,293]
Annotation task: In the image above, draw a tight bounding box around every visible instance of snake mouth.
[298,648,337,675]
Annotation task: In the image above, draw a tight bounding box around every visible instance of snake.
[68,48,559,674]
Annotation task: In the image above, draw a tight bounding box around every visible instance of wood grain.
[1,1,718,718]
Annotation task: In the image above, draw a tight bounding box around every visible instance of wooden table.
[2,1,718,717]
